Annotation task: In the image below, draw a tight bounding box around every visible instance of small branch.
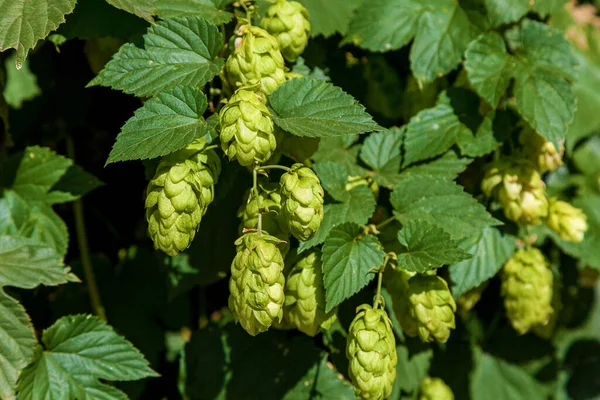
[373,255,390,309]
[375,216,396,231]
[258,164,292,173]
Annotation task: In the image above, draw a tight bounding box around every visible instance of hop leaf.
[407,274,457,343]
[419,377,454,400]
[346,304,397,400]
[546,198,588,243]
[261,0,311,62]
[284,249,337,336]
[219,87,277,166]
[145,138,220,256]
[280,163,325,241]
[501,247,554,335]
[518,128,564,173]
[228,232,286,336]
[223,25,286,94]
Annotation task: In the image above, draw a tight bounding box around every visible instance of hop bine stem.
[258,164,292,173]
[253,166,263,235]
[373,254,391,309]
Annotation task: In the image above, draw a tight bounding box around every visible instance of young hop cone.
[284,249,337,336]
[419,377,454,400]
[346,304,397,400]
[481,159,549,225]
[228,232,286,336]
[519,128,564,173]
[384,267,419,337]
[280,163,324,241]
[407,274,457,343]
[145,139,220,256]
[546,198,588,243]
[261,0,311,62]
[502,247,553,335]
[219,87,277,166]
[223,24,286,95]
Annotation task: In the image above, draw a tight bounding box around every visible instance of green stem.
[375,216,396,231]
[373,255,390,309]
[253,166,262,235]
[66,138,107,321]
[258,164,292,173]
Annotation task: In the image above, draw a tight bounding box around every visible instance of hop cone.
[457,284,486,314]
[546,198,588,243]
[407,274,457,343]
[261,0,310,62]
[228,232,286,336]
[284,250,337,336]
[502,247,553,335]
[533,275,562,339]
[145,139,220,256]
[280,163,324,241]
[481,159,548,224]
[384,268,419,337]
[346,304,397,400]
[419,377,454,400]
[519,128,563,173]
[224,25,286,95]
[219,88,277,166]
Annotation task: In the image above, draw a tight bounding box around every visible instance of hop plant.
[501,247,553,335]
[346,304,397,400]
[261,0,311,62]
[481,159,548,225]
[457,284,486,314]
[384,267,419,337]
[346,175,379,199]
[419,377,454,400]
[223,24,286,95]
[279,132,319,163]
[407,274,457,343]
[145,139,220,256]
[228,232,286,336]
[280,163,324,241]
[283,249,337,336]
[546,198,588,243]
[219,87,277,166]
[519,128,564,173]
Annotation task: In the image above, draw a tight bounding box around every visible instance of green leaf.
[2,53,40,109]
[402,104,465,166]
[344,0,481,82]
[106,86,208,164]
[449,227,516,297]
[283,357,355,399]
[393,344,433,394]
[49,164,104,204]
[483,0,529,27]
[154,0,233,24]
[105,0,154,22]
[464,32,513,108]
[530,0,567,17]
[398,150,471,181]
[312,136,367,176]
[390,175,500,241]
[360,127,404,187]
[297,0,363,37]
[0,0,77,66]
[88,17,224,97]
[0,289,36,399]
[396,220,472,273]
[322,223,386,312]
[18,314,158,399]
[471,350,547,400]
[456,111,500,158]
[269,78,381,138]
[313,162,351,202]
[0,235,78,289]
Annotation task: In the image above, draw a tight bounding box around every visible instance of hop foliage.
[280,163,325,241]
[546,198,588,243]
[501,247,554,335]
[228,232,286,336]
[419,377,454,400]
[261,0,311,62]
[346,304,397,400]
[145,138,220,256]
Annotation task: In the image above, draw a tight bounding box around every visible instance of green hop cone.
[280,163,324,241]
[481,159,548,225]
[532,274,562,339]
[346,304,397,400]
[519,128,564,173]
[145,139,220,256]
[501,247,553,335]
[219,87,277,166]
[419,377,454,400]
[384,267,419,337]
[224,24,286,95]
[261,0,310,62]
[228,232,286,336]
[284,249,337,336]
[546,198,588,243]
[407,274,457,343]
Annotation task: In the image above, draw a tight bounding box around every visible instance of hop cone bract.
[145,139,220,256]
[280,163,324,241]
[261,0,310,62]
[419,377,454,400]
[502,247,553,334]
[407,274,456,343]
[384,268,419,337]
[346,304,397,400]
[224,25,286,95]
[546,198,588,243]
[284,250,337,336]
[228,232,285,336]
[519,128,563,173]
[219,87,276,166]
